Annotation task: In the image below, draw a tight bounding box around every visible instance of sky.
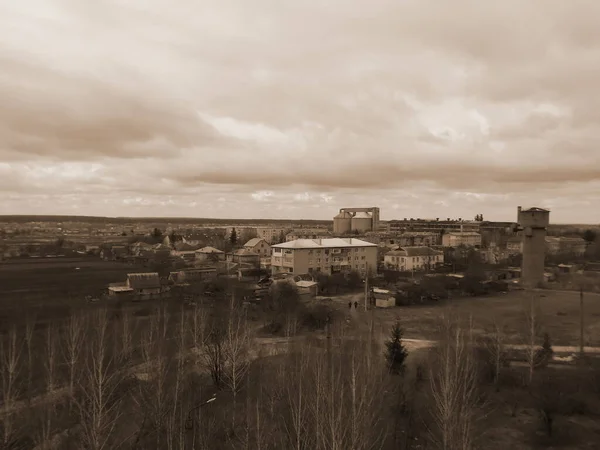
[1,0,599,223]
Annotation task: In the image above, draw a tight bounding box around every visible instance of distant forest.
[0,215,332,226]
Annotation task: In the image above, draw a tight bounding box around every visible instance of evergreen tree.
[385,321,408,375]
[230,228,237,245]
[535,332,554,368]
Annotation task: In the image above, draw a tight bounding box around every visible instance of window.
[309,260,314,265]
[308,250,313,255]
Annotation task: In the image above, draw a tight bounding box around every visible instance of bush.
[302,304,335,330]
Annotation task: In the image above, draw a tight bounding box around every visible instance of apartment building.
[271,238,378,276]
[364,232,439,247]
[255,227,290,244]
[384,246,444,272]
[545,236,587,256]
[508,236,588,257]
[441,232,482,248]
[286,229,332,241]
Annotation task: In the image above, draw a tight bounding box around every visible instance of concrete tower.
[517,206,550,288]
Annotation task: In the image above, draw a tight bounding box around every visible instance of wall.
[522,229,546,288]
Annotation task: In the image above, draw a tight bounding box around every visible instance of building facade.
[388,218,481,234]
[255,227,289,244]
[243,238,271,257]
[271,238,378,276]
[384,246,444,272]
[442,232,482,248]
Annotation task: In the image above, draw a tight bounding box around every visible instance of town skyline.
[1,1,599,222]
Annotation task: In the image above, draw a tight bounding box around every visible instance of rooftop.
[272,238,377,249]
[446,232,481,237]
[127,272,161,289]
[196,246,224,254]
[387,246,443,257]
[520,207,550,213]
[243,238,267,247]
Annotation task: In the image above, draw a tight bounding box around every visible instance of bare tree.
[0,325,22,447]
[44,323,59,395]
[24,314,36,401]
[482,322,507,388]
[76,309,123,450]
[119,309,134,363]
[524,295,542,385]
[346,335,387,450]
[63,311,86,401]
[283,343,311,450]
[135,308,174,448]
[32,402,57,450]
[166,307,188,450]
[223,296,252,430]
[429,315,480,450]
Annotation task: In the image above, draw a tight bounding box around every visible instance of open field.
[0,257,145,292]
[323,289,600,347]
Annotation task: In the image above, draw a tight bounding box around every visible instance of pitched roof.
[388,246,443,257]
[127,272,161,289]
[273,238,377,249]
[521,207,550,213]
[243,238,267,247]
[196,246,224,254]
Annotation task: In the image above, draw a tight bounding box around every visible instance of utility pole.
[364,264,369,312]
[580,287,585,356]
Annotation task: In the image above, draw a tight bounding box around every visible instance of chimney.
[517,206,522,213]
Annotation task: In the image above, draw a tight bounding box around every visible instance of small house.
[195,246,226,262]
[372,288,395,308]
[126,272,164,300]
[228,249,261,266]
[243,238,271,257]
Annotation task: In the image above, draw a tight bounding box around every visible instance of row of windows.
[387,255,442,263]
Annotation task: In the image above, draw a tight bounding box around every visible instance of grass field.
[326,289,600,347]
[0,256,150,326]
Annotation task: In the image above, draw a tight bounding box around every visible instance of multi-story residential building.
[479,221,519,248]
[364,232,440,247]
[286,229,332,241]
[507,237,522,254]
[508,236,588,257]
[271,238,378,276]
[442,232,482,248]
[243,238,271,257]
[255,227,290,244]
[384,247,444,272]
[545,236,587,256]
[388,218,481,234]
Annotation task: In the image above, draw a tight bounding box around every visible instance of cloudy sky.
[1,0,599,223]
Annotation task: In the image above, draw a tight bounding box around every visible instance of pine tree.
[230,228,237,245]
[535,332,554,368]
[385,321,408,375]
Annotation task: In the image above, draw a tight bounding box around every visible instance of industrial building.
[387,218,481,234]
[441,232,482,248]
[271,237,378,276]
[517,206,550,288]
[333,207,380,234]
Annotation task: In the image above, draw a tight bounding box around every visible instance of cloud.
[0,0,599,222]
